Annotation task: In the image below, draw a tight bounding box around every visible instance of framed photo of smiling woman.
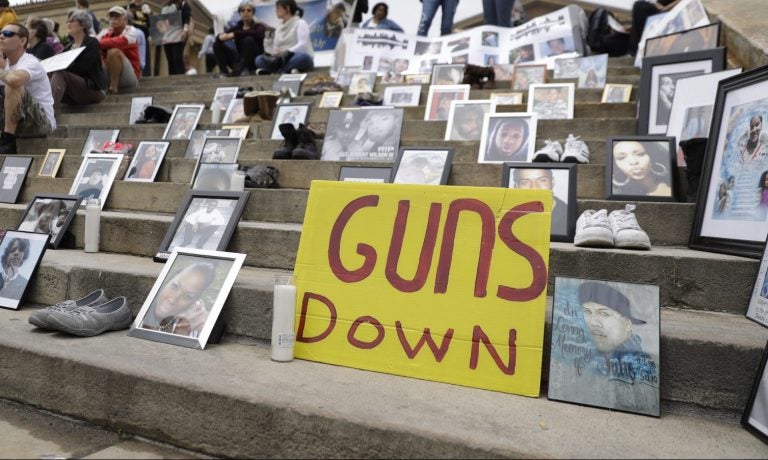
[605,136,677,202]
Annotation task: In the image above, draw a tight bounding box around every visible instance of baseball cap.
[108,6,127,17]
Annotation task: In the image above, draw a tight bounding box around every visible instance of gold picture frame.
[38,149,65,178]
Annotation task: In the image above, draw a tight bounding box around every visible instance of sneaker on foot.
[609,204,651,250]
[0,132,17,155]
[574,209,614,247]
[532,140,563,162]
[28,289,109,330]
[561,134,590,164]
[46,296,132,337]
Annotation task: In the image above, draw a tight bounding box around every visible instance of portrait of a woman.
[610,140,674,198]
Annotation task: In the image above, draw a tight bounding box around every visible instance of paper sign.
[40,47,85,73]
[293,181,552,396]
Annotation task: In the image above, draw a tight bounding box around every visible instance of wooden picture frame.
[601,84,633,103]
[318,91,344,108]
[38,149,65,178]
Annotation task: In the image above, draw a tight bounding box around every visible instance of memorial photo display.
[124,141,169,182]
[0,230,50,310]
[163,104,204,140]
[80,129,120,156]
[321,108,404,161]
[69,154,123,209]
[17,194,82,249]
[38,149,65,178]
[0,156,32,204]
[478,113,537,163]
[391,148,453,185]
[605,136,677,202]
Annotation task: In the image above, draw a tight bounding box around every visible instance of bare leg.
[106,48,124,94]
[3,84,23,134]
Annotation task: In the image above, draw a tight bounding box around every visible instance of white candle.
[271,275,296,362]
[231,170,245,191]
[211,103,222,124]
[84,198,100,253]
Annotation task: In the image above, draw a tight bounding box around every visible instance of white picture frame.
[444,99,492,141]
[68,154,124,209]
[527,83,575,120]
[423,84,470,121]
[477,113,538,163]
[382,85,421,107]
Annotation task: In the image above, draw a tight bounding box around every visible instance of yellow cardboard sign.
[293,181,551,396]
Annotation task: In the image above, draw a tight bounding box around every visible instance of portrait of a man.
[508,167,570,238]
[169,198,233,252]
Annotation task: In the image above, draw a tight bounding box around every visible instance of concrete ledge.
[702,0,768,70]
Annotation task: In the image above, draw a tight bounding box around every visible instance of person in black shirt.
[49,10,106,105]
[628,0,680,56]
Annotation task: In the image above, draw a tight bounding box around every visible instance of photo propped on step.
[321,108,404,161]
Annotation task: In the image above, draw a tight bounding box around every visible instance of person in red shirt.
[97,6,140,94]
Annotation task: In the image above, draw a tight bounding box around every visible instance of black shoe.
[0,132,17,155]
[273,123,298,159]
[292,124,319,160]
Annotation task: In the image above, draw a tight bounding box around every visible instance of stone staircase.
[0,56,766,458]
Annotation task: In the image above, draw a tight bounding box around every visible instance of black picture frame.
[742,338,768,444]
[154,190,250,262]
[0,156,32,204]
[391,147,454,185]
[747,235,768,327]
[604,136,678,202]
[0,230,50,310]
[16,194,82,249]
[270,103,312,140]
[192,163,241,191]
[689,65,768,259]
[338,166,392,183]
[644,22,721,58]
[638,48,726,135]
[501,162,577,242]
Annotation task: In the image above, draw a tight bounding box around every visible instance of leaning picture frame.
[690,65,768,258]
[318,91,344,108]
[431,63,465,85]
[154,190,250,262]
[222,98,244,125]
[347,71,377,95]
[0,156,33,204]
[211,86,238,111]
[605,136,678,202]
[17,193,82,249]
[527,83,575,120]
[444,99,492,141]
[601,84,633,103]
[338,166,392,183]
[221,124,249,139]
[747,235,768,327]
[192,163,241,191]
[512,64,547,91]
[490,92,524,105]
[80,129,120,156]
[0,230,50,310]
[644,22,721,59]
[382,85,421,107]
[124,141,169,182]
[638,48,726,135]
[424,84,471,121]
[477,113,538,163]
[404,73,431,85]
[184,129,231,159]
[38,148,65,178]
[129,96,153,124]
[270,102,311,140]
[501,162,577,242]
[68,154,124,209]
[163,104,205,140]
[130,247,246,349]
[391,147,454,185]
[742,338,768,443]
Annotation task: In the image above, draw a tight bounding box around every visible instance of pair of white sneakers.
[574,204,651,250]
[532,134,590,163]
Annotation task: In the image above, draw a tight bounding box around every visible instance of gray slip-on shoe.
[28,289,108,330]
[46,297,132,337]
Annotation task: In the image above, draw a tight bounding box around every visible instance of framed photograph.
[0,156,33,204]
[38,149,65,178]
[198,136,242,164]
[321,108,404,161]
[0,230,50,310]
[124,141,169,182]
[605,136,677,202]
[478,113,538,163]
[638,48,726,135]
[690,65,768,258]
[80,129,119,156]
[184,129,231,159]
[192,163,241,191]
[444,100,492,141]
[601,84,633,103]
[490,92,524,105]
[148,11,183,45]
[743,339,768,443]
[272,79,302,97]
[68,154,123,209]
[538,35,576,58]
[502,163,577,242]
[347,71,377,95]
[512,64,546,91]
[405,73,431,85]
[431,63,465,85]
[747,236,768,327]
[270,103,311,140]
[528,83,574,120]
[553,57,579,79]
[378,57,410,83]
[130,248,246,349]
[492,64,513,82]
[17,194,81,249]
[382,85,421,107]
[338,166,392,183]
[335,66,362,86]
[577,54,608,89]
[129,96,153,124]
[154,190,250,262]
[548,277,661,417]
[222,98,244,125]
[644,22,721,58]
[391,147,453,185]
[509,44,535,64]
[318,91,344,108]
[424,84,470,121]
[211,86,238,111]
[222,124,249,139]
[163,104,205,140]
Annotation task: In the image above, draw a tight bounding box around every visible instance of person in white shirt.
[0,22,55,154]
[255,0,314,74]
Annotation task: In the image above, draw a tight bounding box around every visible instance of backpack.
[587,7,629,57]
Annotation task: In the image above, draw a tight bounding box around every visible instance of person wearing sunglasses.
[0,23,55,155]
[97,6,140,94]
[213,1,266,77]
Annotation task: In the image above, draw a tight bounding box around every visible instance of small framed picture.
[80,129,120,156]
[154,190,250,262]
[747,236,768,327]
[318,91,344,108]
[222,98,244,125]
[502,163,577,242]
[444,100,492,141]
[129,96,153,124]
[424,84,470,121]
[0,156,32,204]
[601,84,633,103]
[68,154,124,209]
[221,124,249,139]
[17,194,82,248]
[405,73,431,85]
[742,339,768,443]
[321,107,404,161]
[124,141,169,182]
[272,78,302,97]
[644,22,721,58]
[130,247,246,349]
[338,166,392,183]
[391,147,453,185]
[431,63,465,85]
[348,71,377,95]
[382,85,421,107]
[0,230,50,310]
[270,103,311,140]
[148,11,183,45]
[553,57,579,79]
[492,64,514,82]
[490,92,523,105]
[38,149,65,178]
[163,104,205,140]
[577,54,608,89]
[528,83,574,120]
[548,277,661,417]
[509,44,535,65]
[199,137,242,164]
[184,129,231,159]
[512,64,546,91]
[211,86,238,110]
[192,163,241,191]
[478,113,538,163]
[335,66,362,86]
[539,35,576,58]
[605,136,677,202]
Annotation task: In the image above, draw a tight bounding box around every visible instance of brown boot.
[243,91,260,116]
[257,91,280,121]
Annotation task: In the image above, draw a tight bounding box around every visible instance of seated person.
[255,0,314,74]
[49,10,106,105]
[214,1,266,76]
[26,19,54,60]
[97,6,140,94]
[0,23,56,155]
[360,3,403,32]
